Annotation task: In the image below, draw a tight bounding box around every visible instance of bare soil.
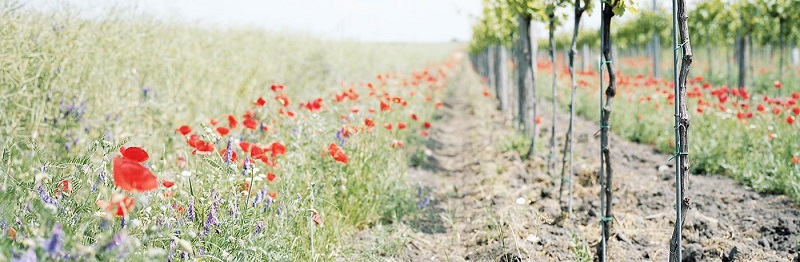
[345,60,800,262]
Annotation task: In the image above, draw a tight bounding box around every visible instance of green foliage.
[612,9,669,50]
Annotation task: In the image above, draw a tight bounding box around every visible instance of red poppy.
[193,141,215,155]
[350,106,360,113]
[177,125,192,136]
[228,115,238,128]
[483,90,491,97]
[391,139,404,148]
[209,118,220,126]
[788,115,795,125]
[420,131,429,137]
[411,113,418,121]
[757,104,765,112]
[380,100,391,111]
[793,107,800,115]
[435,101,444,108]
[240,141,253,153]
[397,122,407,130]
[97,194,135,217]
[793,156,799,164]
[120,146,149,163]
[536,116,542,125]
[255,97,267,107]
[217,127,230,136]
[162,179,175,188]
[384,123,393,130]
[773,107,782,115]
[328,143,349,164]
[269,142,286,157]
[775,81,783,89]
[251,145,265,158]
[423,122,431,129]
[305,98,323,112]
[55,179,72,195]
[365,118,375,128]
[220,148,238,162]
[696,107,704,114]
[271,83,285,92]
[113,156,158,192]
[267,173,277,182]
[267,192,277,199]
[243,118,258,130]
[276,94,290,107]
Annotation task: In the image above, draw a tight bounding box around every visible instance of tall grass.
[0,3,459,261]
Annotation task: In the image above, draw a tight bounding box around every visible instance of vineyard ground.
[344,57,800,261]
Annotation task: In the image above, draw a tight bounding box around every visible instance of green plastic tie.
[561,176,570,182]
[599,216,612,223]
[668,151,689,161]
[674,40,690,51]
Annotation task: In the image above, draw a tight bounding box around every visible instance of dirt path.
[348,60,800,261]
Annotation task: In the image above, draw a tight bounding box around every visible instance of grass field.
[0,6,460,261]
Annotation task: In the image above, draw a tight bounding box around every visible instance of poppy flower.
[364,118,375,128]
[240,141,252,153]
[483,90,491,97]
[380,100,391,111]
[350,106,360,113]
[384,123,393,130]
[228,115,238,128]
[788,115,795,125]
[536,116,542,125]
[217,127,230,136]
[209,118,220,126]
[435,101,444,108]
[120,146,149,163]
[757,104,765,112]
[271,83,285,92]
[251,145,265,158]
[162,179,175,188]
[411,114,418,121]
[793,156,799,164]
[97,194,135,217]
[773,107,782,115]
[255,97,267,107]
[397,122,407,130]
[696,107,704,114]
[243,118,258,130]
[305,98,323,112]
[269,142,286,157]
[423,122,431,129]
[793,107,800,115]
[193,141,215,155]
[113,156,158,192]
[268,192,277,199]
[775,81,782,89]
[177,125,192,136]
[55,179,72,195]
[267,173,277,182]
[276,94,290,107]
[420,131,429,137]
[8,227,16,240]
[310,209,322,226]
[391,139,404,148]
[219,149,238,162]
[328,143,349,164]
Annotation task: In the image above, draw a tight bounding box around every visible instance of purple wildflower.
[335,130,346,147]
[224,139,233,166]
[417,195,431,209]
[241,157,250,177]
[187,197,195,221]
[103,232,126,251]
[12,248,37,262]
[37,185,57,207]
[204,193,219,235]
[43,224,64,257]
[254,221,264,235]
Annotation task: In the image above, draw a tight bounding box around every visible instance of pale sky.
[30,0,695,43]
[32,0,484,43]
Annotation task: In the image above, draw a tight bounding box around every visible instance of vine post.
[668,0,692,260]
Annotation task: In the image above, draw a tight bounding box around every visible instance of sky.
[30,0,696,43]
[33,0,484,43]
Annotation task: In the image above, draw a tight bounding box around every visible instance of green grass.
[537,51,800,203]
[0,5,460,261]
